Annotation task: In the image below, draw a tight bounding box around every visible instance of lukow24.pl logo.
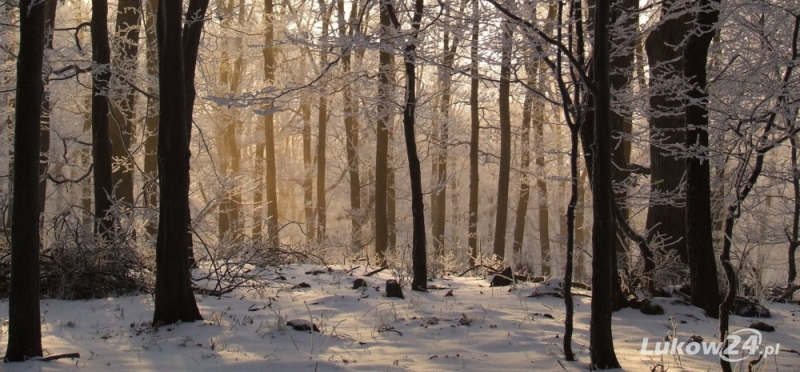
[640,328,780,362]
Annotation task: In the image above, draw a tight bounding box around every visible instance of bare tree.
[5,0,46,361]
[492,21,512,260]
[589,0,621,367]
[374,0,394,264]
[91,0,114,235]
[385,0,427,290]
[152,0,208,325]
[644,0,693,264]
[109,0,141,209]
[468,0,479,266]
[38,0,57,215]
[262,0,280,246]
[684,0,722,319]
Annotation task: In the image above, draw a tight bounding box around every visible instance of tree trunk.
[589,0,621,368]
[608,0,637,309]
[262,0,279,246]
[684,0,721,319]
[387,148,396,251]
[533,73,550,275]
[142,0,158,235]
[301,100,315,242]
[91,0,114,236]
[468,0,479,266]
[217,18,243,240]
[644,0,692,264]
[387,0,427,291]
[431,20,458,257]
[151,0,206,325]
[315,1,330,242]
[109,0,141,210]
[512,58,534,260]
[38,0,57,216]
[339,0,362,253]
[575,170,587,282]
[492,22,512,260]
[5,0,45,361]
[789,136,799,284]
[374,2,393,264]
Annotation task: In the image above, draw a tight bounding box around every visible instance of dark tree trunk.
[575,171,586,281]
[38,0,57,216]
[609,0,637,296]
[142,0,158,236]
[644,0,692,264]
[468,0,479,266]
[301,101,315,242]
[316,2,330,242]
[683,0,721,319]
[564,110,580,363]
[589,0,621,368]
[534,97,551,275]
[492,22,512,260]
[340,0,362,252]
[387,0,427,291]
[181,0,210,268]
[91,0,114,236]
[374,2,393,265]
[790,136,799,284]
[109,0,141,210]
[387,149,396,251]
[512,72,533,259]
[152,0,204,325]
[316,95,327,242]
[5,0,45,361]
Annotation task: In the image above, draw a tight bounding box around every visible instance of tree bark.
[386,0,427,291]
[431,9,459,257]
[142,0,158,235]
[38,0,57,216]
[644,0,692,264]
[262,0,279,246]
[789,136,799,284]
[589,0,621,368]
[468,0,479,266]
[512,52,535,260]
[339,0,362,253]
[5,0,45,361]
[152,0,204,325]
[109,0,141,210]
[301,100,315,242]
[316,0,331,243]
[374,2,393,265]
[91,0,114,236]
[684,0,721,319]
[492,22,512,260]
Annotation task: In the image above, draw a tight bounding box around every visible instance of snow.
[0,264,798,371]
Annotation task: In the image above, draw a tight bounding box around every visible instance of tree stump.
[490,267,514,287]
[353,278,367,289]
[386,280,404,299]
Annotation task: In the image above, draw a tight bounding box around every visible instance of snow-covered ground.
[0,265,798,371]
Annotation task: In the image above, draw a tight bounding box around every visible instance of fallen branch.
[777,284,800,303]
[363,266,387,277]
[41,352,81,362]
[457,264,500,277]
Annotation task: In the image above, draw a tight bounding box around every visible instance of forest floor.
[0,264,798,371]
